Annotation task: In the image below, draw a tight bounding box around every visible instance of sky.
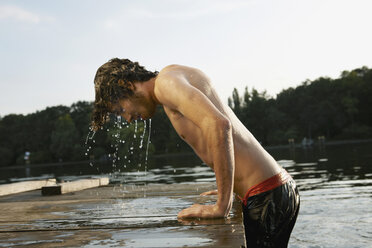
[1,0,371,116]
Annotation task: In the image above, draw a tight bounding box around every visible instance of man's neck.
[137,77,160,105]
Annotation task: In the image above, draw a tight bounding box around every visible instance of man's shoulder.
[154,65,201,108]
[155,65,184,87]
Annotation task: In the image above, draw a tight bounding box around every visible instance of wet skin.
[114,65,282,219]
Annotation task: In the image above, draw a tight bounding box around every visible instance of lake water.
[1,142,372,247]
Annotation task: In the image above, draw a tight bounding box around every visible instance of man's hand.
[177,204,225,219]
[200,189,218,196]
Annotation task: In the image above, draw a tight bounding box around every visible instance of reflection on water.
[1,142,372,247]
[269,143,372,248]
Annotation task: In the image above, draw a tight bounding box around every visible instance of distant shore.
[264,138,372,150]
[1,138,372,170]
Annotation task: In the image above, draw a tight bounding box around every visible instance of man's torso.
[155,65,281,198]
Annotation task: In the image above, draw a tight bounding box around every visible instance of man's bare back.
[154,65,282,200]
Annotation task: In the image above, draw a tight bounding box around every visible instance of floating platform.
[0,182,245,247]
[42,178,109,195]
[0,179,56,197]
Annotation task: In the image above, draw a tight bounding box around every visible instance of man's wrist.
[215,200,232,217]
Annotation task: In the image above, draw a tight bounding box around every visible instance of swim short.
[240,169,300,248]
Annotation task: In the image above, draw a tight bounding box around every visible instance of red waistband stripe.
[240,169,292,206]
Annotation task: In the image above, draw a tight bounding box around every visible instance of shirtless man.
[92,58,300,247]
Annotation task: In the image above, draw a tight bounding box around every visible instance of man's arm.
[155,72,235,219]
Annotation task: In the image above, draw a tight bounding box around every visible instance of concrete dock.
[0,182,245,247]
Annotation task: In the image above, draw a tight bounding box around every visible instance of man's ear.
[128,81,135,91]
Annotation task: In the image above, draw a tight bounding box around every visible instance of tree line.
[0,66,371,167]
[228,66,372,145]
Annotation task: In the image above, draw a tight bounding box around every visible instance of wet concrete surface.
[0,183,245,247]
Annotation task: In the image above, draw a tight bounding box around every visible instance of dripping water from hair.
[145,119,151,165]
[85,126,97,167]
[85,114,152,196]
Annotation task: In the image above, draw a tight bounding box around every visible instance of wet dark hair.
[92,58,158,131]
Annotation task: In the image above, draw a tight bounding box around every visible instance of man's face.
[112,93,156,123]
